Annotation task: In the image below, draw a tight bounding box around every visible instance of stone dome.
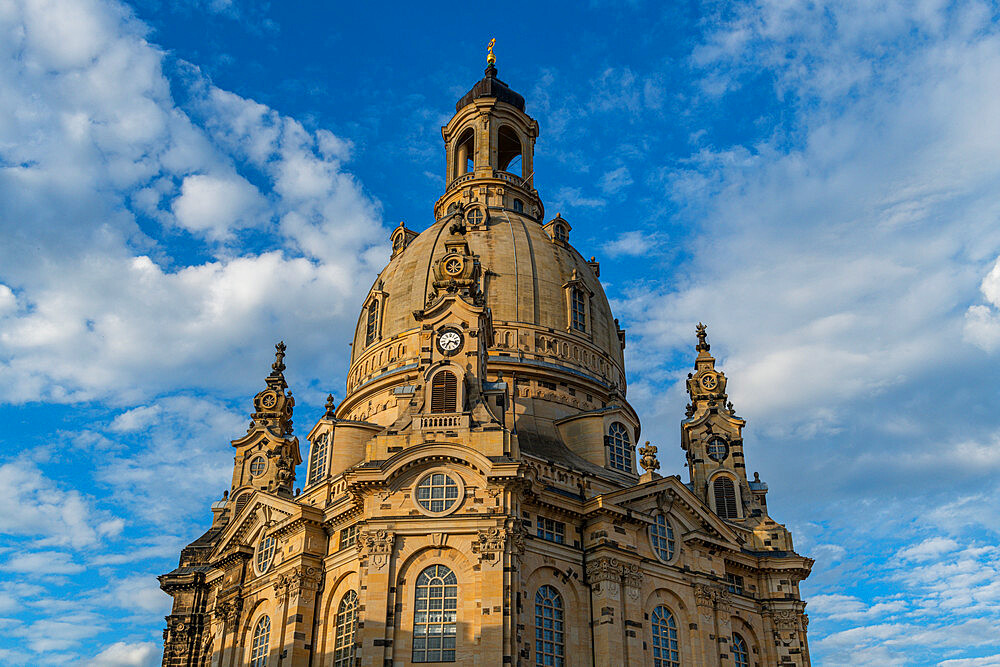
[350,214,623,375]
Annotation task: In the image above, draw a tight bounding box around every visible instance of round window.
[415,472,461,514]
[256,534,276,574]
[466,208,484,226]
[249,456,267,476]
[707,437,729,462]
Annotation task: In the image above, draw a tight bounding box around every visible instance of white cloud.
[897,537,960,562]
[965,257,1000,351]
[0,460,123,549]
[85,642,159,667]
[599,166,633,195]
[171,173,266,239]
[0,0,386,405]
[604,230,661,258]
[2,551,85,575]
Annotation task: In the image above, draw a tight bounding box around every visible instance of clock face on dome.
[437,328,463,355]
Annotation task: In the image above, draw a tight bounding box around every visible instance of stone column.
[356,529,396,667]
[621,563,645,665]
[586,557,625,667]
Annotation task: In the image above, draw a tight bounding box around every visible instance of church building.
[159,53,814,667]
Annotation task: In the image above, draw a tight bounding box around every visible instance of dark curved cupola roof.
[456,65,525,112]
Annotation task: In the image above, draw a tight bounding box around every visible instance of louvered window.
[430,372,458,413]
[365,300,379,347]
[714,478,738,519]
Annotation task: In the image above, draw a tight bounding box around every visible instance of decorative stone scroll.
[471,527,505,564]
[217,597,243,624]
[357,529,395,570]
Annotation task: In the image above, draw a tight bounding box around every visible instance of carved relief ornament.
[357,529,395,569]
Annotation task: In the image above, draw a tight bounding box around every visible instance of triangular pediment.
[210,491,299,561]
[586,475,744,549]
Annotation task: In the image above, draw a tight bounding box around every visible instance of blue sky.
[2,0,1000,664]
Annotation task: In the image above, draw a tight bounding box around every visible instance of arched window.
[412,565,458,663]
[365,300,379,347]
[249,615,270,667]
[571,288,586,332]
[430,371,458,413]
[534,585,565,666]
[392,232,404,254]
[554,224,567,242]
[513,198,524,213]
[651,606,679,667]
[307,433,328,486]
[714,477,739,519]
[455,128,474,177]
[333,591,358,667]
[256,533,276,574]
[732,633,750,667]
[607,422,632,472]
[497,126,522,176]
[650,514,675,562]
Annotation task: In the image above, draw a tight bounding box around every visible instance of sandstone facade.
[160,58,813,667]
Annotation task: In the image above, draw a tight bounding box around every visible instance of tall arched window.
[650,514,675,562]
[430,371,458,413]
[454,128,474,177]
[256,533,276,574]
[413,565,458,662]
[607,422,632,472]
[498,126,522,176]
[534,585,565,666]
[249,615,270,667]
[651,606,679,667]
[571,288,586,332]
[307,433,328,486]
[732,633,750,667]
[713,477,739,519]
[333,590,358,667]
[365,300,379,347]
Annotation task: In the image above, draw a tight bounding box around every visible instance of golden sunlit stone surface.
[159,60,812,667]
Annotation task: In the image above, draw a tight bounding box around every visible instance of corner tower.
[159,48,813,667]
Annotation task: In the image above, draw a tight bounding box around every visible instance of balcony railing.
[415,413,470,430]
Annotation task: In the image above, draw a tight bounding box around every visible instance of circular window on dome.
[443,256,464,276]
[249,456,267,476]
[707,437,729,462]
[256,533,277,574]
[414,472,462,515]
[466,208,484,226]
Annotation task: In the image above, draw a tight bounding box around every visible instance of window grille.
[430,372,458,413]
[726,573,745,596]
[607,422,632,472]
[650,514,675,561]
[732,633,750,667]
[416,473,460,513]
[340,524,359,551]
[651,606,679,667]
[249,456,266,476]
[554,225,567,242]
[333,591,358,667]
[571,288,586,332]
[535,585,565,666]
[412,565,458,662]
[536,517,565,544]
[713,478,739,519]
[249,616,270,667]
[365,300,379,346]
[256,534,276,573]
[307,433,328,486]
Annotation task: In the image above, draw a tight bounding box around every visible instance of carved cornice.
[272,566,324,601]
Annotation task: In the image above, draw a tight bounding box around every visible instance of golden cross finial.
[487,38,496,65]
